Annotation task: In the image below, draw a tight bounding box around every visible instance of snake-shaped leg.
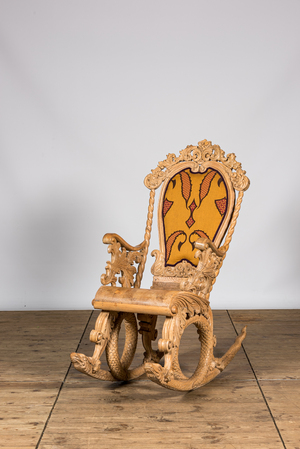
[105,312,141,380]
[144,309,215,391]
[144,305,246,391]
[70,310,117,381]
[202,325,247,386]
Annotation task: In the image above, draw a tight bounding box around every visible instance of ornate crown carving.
[144,139,250,192]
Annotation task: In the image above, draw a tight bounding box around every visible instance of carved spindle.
[207,190,245,298]
[221,190,244,252]
[135,189,155,288]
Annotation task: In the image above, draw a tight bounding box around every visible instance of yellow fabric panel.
[163,168,227,266]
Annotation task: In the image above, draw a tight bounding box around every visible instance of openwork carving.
[144,297,246,391]
[144,139,250,192]
[169,291,210,317]
[151,249,197,277]
[70,311,116,381]
[100,235,144,288]
[71,140,249,391]
[180,238,225,299]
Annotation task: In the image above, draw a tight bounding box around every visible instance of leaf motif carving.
[144,140,250,192]
[180,246,223,298]
[101,238,143,288]
[151,249,196,277]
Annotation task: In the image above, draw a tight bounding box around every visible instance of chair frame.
[71,140,250,391]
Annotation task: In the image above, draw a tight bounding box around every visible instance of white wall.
[1,0,299,310]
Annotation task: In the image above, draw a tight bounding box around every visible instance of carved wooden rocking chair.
[71,140,250,391]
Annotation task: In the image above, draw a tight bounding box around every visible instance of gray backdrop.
[1,0,299,310]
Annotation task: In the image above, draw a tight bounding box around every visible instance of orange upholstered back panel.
[162,168,229,267]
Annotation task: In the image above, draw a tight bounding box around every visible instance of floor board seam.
[35,310,94,449]
[226,310,287,449]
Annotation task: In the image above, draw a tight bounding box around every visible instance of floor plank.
[0,382,60,448]
[39,311,282,449]
[0,311,92,382]
[0,311,91,448]
[260,380,300,449]
[2,309,299,448]
[38,380,283,449]
[229,310,300,380]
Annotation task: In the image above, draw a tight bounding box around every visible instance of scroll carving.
[144,139,250,192]
[70,311,116,381]
[169,291,210,318]
[71,140,249,391]
[151,249,196,277]
[145,308,214,390]
[180,238,225,299]
[100,236,144,288]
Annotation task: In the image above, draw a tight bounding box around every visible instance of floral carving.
[169,291,210,319]
[71,141,249,391]
[151,249,197,277]
[180,239,224,299]
[144,139,250,192]
[101,237,143,288]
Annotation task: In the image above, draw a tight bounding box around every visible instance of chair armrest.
[194,237,226,259]
[103,233,146,252]
[101,233,146,288]
[180,238,225,300]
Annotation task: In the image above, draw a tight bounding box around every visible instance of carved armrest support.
[101,233,146,288]
[180,238,225,299]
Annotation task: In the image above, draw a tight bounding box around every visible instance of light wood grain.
[260,380,300,449]
[230,310,300,380]
[71,143,250,390]
[38,381,283,448]
[0,311,91,449]
[0,382,59,448]
[0,311,91,382]
[2,310,299,448]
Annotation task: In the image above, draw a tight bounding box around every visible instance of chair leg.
[71,311,163,382]
[138,314,164,364]
[71,306,246,389]
[105,312,143,380]
[105,313,164,381]
[70,310,116,381]
[144,307,246,391]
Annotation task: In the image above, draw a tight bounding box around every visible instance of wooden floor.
[0,310,299,449]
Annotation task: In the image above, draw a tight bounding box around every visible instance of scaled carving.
[71,140,249,391]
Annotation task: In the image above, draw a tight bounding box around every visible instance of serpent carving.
[144,300,215,391]
[106,312,146,380]
[70,141,249,391]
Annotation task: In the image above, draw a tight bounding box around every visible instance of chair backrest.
[159,164,234,267]
[143,140,249,290]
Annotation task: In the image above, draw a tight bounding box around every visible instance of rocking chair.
[71,140,250,391]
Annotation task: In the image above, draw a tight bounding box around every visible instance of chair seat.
[93,286,184,316]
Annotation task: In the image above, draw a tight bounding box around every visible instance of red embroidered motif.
[186,199,197,228]
[189,200,197,212]
[163,198,173,216]
[186,217,195,228]
[215,198,227,216]
[166,231,185,262]
[194,230,210,239]
[199,170,216,202]
[180,171,192,203]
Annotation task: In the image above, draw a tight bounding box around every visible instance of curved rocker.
[70,140,250,391]
[144,311,247,391]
